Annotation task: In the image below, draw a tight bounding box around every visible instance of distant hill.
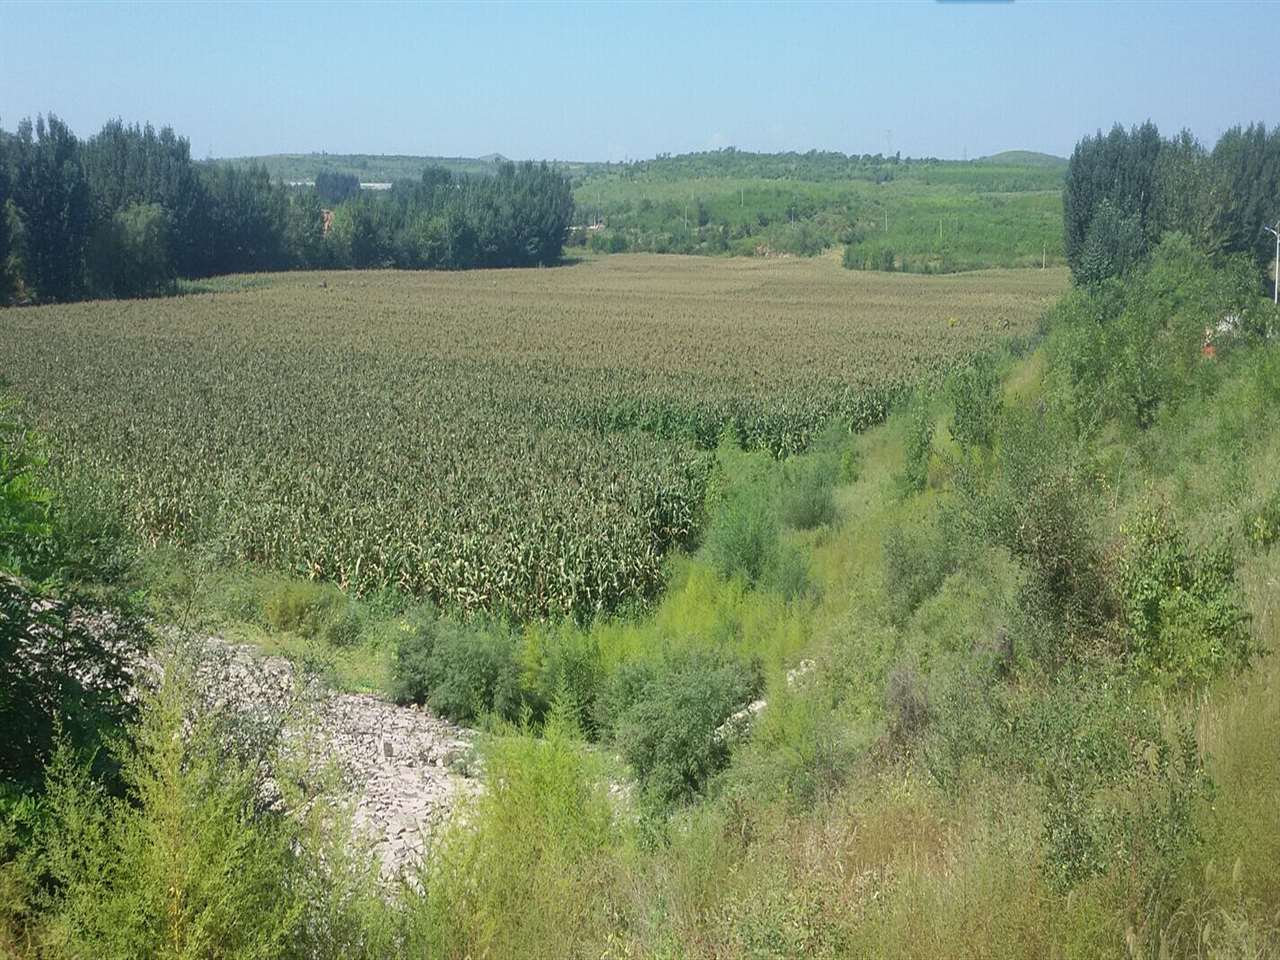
[977,150,1067,168]
[570,148,1066,270]
[213,148,1068,187]
[210,152,599,184]
[210,153,506,183]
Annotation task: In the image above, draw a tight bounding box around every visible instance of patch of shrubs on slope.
[700,431,847,602]
[390,609,526,725]
[389,606,764,810]
[1,390,148,793]
[876,233,1273,905]
[600,650,762,810]
[386,433,847,807]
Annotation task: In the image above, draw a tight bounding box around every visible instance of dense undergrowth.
[3,231,1280,957]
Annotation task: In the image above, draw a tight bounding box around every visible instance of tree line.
[1064,121,1280,287]
[0,115,575,304]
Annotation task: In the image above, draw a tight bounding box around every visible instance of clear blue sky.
[0,0,1274,162]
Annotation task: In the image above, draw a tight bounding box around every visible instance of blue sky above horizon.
[1,1,1275,163]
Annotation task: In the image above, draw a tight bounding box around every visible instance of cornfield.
[0,256,1065,618]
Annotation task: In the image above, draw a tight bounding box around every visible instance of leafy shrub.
[262,580,344,637]
[1025,675,1210,898]
[612,650,762,809]
[591,658,658,740]
[1117,504,1253,686]
[10,656,393,960]
[390,613,524,723]
[322,602,366,648]
[885,665,930,749]
[410,701,614,955]
[0,576,146,787]
[0,395,53,579]
[839,444,862,484]
[703,479,779,586]
[765,542,815,603]
[45,475,137,589]
[1050,235,1264,431]
[960,408,1110,664]
[1243,487,1280,551]
[778,456,838,530]
[897,399,934,495]
[948,353,1003,448]
[424,627,524,727]
[882,518,954,625]
[730,683,852,811]
[520,625,604,735]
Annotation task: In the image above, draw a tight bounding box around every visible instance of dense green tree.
[0,131,10,302]
[314,169,360,205]
[1150,130,1215,248]
[0,116,574,299]
[198,163,289,274]
[1206,123,1280,267]
[10,115,92,301]
[1063,122,1162,282]
[1075,199,1145,287]
[82,120,209,278]
[284,189,326,268]
[1065,121,1280,288]
[0,199,23,304]
[87,202,173,298]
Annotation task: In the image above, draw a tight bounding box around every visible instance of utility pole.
[1266,221,1280,305]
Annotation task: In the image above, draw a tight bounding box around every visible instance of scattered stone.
[170,635,478,879]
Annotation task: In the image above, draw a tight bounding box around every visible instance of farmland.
[0,255,1065,619]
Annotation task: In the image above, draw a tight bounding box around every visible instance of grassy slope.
[14,251,1277,956]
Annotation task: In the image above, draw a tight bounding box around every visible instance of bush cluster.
[607,649,762,809]
[390,612,524,724]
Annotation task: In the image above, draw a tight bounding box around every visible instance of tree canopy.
[0,115,576,305]
[1064,121,1280,286]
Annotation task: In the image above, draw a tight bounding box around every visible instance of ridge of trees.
[1064,121,1280,287]
[0,115,575,305]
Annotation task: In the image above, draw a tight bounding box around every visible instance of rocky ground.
[181,636,479,878]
